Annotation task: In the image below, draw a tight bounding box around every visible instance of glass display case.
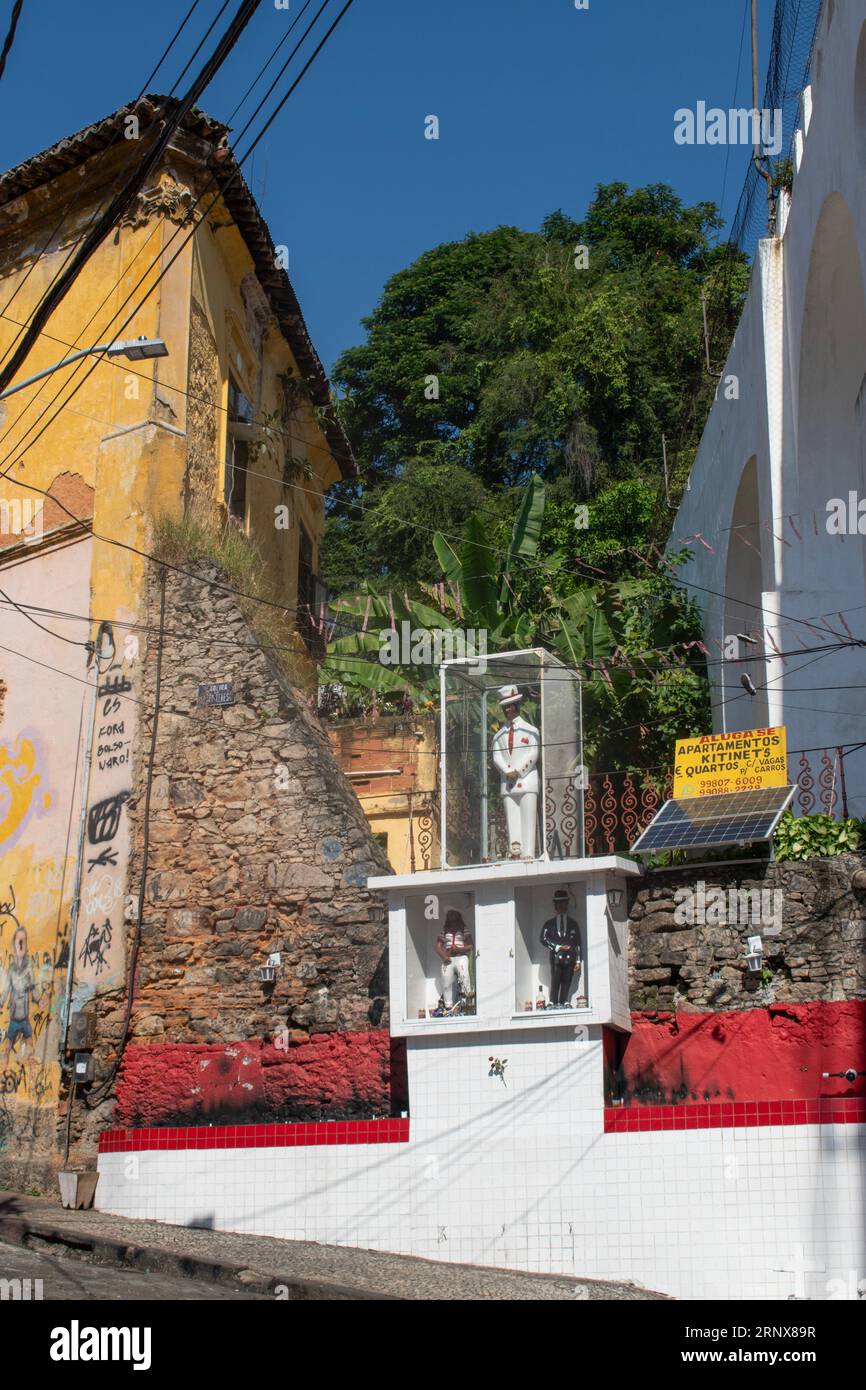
[440,649,584,868]
[404,890,476,1021]
[514,881,589,1014]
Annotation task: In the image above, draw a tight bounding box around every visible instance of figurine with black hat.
[540,887,583,1007]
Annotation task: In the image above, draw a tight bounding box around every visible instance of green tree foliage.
[323,457,489,592]
[321,182,741,769]
[330,182,747,509]
[324,477,710,772]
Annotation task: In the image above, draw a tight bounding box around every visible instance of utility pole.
[662,433,673,509]
[751,0,760,117]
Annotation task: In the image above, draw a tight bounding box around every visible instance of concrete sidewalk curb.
[0,1212,394,1301]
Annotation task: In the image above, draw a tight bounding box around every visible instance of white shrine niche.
[371,647,635,1042]
[404,890,476,1020]
[514,880,589,1015]
[374,857,637,1040]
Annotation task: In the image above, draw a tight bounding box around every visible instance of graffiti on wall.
[73,629,137,1005]
[0,732,59,1110]
[0,734,48,851]
[0,890,57,1107]
[0,533,97,1122]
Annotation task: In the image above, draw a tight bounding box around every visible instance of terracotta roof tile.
[0,95,355,478]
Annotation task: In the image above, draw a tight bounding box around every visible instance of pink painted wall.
[0,535,92,1124]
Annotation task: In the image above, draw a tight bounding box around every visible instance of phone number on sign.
[694,775,769,795]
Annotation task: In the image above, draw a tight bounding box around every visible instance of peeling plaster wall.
[188,225,333,619]
[0,122,353,1185]
[184,298,222,521]
[0,536,92,1181]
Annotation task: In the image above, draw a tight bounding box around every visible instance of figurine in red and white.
[491,684,540,858]
[435,909,474,1008]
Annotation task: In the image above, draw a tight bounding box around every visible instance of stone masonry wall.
[628,855,866,1013]
[68,560,392,1155]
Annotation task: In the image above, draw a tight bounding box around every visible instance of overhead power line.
[3,0,837,672]
[1,278,859,649]
[168,0,231,95]
[0,0,24,82]
[5,589,857,673]
[2,628,861,763]
[140,0,202,93]
[0,1,206,369]
[5,303,865,648]
[227,0,316,122]
[0,0,265,397]
[0,0,357,486]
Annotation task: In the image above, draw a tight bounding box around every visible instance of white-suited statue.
[491,684,540,859]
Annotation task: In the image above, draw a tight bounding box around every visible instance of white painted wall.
[672,0,866,813]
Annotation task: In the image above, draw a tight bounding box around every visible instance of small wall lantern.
[745,935,763,973]
[256,954,282,984]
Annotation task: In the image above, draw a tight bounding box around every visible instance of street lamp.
[745,934,764,973]
[0,336,169,400]
[114,337,169,362]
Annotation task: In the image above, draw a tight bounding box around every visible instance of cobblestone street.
[0,1239,268,1301]
[0,1194,663,1300]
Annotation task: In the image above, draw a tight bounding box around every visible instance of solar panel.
[630,786,795,855]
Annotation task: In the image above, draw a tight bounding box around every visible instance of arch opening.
[724,456,769,730]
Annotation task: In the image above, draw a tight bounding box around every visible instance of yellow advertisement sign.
[673,727,787,799]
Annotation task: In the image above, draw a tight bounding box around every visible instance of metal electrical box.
[67,1011,96,1052]
[73,1052,95,1083]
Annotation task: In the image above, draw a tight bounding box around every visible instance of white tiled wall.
[97,1024,866,1300]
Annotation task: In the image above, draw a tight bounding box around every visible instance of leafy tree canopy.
[324,476,711,773]
[330,181,746,510]
[320,183,743,769]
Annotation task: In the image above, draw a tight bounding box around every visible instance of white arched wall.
[672,3,866,813]
[724,456,770,731]
[794,191,866,602]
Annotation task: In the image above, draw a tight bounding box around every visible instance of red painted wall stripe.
[604,1098,866,1133]
[99,1117,410,1153]
[112,1031,407,1127]
[608,1000,866,1107]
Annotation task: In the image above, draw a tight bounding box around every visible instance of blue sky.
[0,0,767,373]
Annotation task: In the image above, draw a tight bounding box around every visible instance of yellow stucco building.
[0,95,353,1177]
[327,715,439,874]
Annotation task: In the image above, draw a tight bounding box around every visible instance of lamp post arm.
[0,345,114,401]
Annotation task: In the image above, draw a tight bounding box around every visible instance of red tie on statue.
[507,726,514,755]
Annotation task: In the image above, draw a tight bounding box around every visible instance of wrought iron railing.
[789,747,850,819]
[582,746,853,857]
[400,744,857,871]
[583,771,671,857]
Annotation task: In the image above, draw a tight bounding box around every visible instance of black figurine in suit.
[540,888,582,1006]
